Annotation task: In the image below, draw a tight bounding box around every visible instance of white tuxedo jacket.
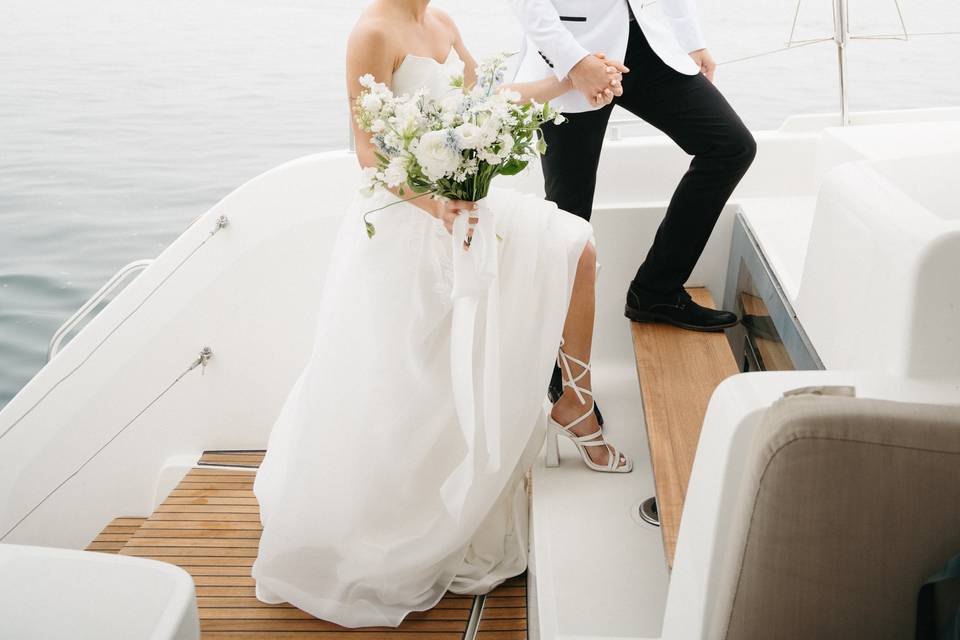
[509,0,705,113]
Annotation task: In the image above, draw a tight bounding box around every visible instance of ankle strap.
[557,341,592,406]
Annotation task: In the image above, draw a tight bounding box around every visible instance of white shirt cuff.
[551,44,592,82]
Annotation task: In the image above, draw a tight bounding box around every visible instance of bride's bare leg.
[550,240,628,469]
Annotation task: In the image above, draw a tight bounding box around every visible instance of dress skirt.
[251,184,593,627]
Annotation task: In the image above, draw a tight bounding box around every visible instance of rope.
[0,347,213,542]
[0,215,228,442]
[718,37,833,66]
[719,30,960,67]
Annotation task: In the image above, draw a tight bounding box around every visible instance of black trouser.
[543,18,755,406]
[540,17,757,296]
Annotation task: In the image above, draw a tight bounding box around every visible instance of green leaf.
[499,159,528,176]
[365,221,377,239]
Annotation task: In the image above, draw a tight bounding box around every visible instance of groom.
[509,0,756,412]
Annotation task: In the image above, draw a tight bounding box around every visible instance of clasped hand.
[433,198,479,250]
[568,52,629,107]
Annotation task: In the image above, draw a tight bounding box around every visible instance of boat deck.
[630,288,739,565]
[86,453,528,640]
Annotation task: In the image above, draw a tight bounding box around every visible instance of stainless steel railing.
[47,259,153,361]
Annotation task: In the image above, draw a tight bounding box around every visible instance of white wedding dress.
[251,47,594,628]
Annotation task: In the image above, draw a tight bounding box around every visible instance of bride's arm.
[345,24,438,219]
[498,53,626,104]
[345,22,477,231]
[435,9,611,105]
[499,76,573,104]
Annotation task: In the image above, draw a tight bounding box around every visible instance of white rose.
[454,123,484,150]
[414,130,461,181]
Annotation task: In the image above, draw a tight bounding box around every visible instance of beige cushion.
[713,393,960,639]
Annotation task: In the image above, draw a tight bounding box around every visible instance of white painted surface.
[797,151,960,377]
[0,543,199,640]
[736,196,818,304]
[529,360,668,640]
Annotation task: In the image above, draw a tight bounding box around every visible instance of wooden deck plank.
[200,620,468,632]
[85,517,147,554]
[107,452,528,638]
[202,633,464,640]
[475,632,528,640]
[476,573,527,639]
[631,287,738,566]
[197,451,266,468]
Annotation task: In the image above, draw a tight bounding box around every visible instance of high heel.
[545,342,632,473]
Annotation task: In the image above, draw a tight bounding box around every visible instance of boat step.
[631,287,739,565]
[85,517,148,554]
[196,450,266,468]
[107,453,526,639]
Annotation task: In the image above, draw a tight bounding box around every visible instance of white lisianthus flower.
[359,73,390,96]
[361,92,383,113]
[497,133,514,160]
[478,149,501,165]
[359,166,380,197]
[393,101,424,132]
[553,113,567,125]
[439,94,465,126]
[414,129,461,180]
[454,123,485,150]
[441,93,464,113]
[383,156,409,188]
[382,131,402,152]
[475,116,502,147]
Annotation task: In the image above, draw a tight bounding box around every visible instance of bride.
[251,0,632,628]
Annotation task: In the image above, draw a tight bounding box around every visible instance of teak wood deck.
[631,287,739,566]
[87,451,528,639]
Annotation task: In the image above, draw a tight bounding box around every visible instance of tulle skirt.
[251,183,593,627]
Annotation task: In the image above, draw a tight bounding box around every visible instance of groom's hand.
[569,54,629,107]
[689,48,717,83]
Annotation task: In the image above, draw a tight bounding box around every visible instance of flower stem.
[363,190,436,238]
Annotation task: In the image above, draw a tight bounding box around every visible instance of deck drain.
[638,497,660,527]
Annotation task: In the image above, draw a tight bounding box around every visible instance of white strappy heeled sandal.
[544,343,632,473]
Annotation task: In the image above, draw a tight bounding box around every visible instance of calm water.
[2,0,959,409]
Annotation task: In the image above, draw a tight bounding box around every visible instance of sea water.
[2,0,959,409]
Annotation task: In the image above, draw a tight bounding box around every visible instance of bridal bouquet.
[353,54,565,237]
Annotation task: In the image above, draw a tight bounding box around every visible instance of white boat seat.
[0,543,200,639]
[709,393,960,639]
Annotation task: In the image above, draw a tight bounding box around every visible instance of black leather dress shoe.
[625,286,739,332]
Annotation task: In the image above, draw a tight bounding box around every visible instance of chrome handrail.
[47,259,154,362]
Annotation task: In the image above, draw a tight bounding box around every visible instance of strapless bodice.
[391,47,464,100]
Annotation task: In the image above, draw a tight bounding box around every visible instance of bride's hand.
[434,198,479,244]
